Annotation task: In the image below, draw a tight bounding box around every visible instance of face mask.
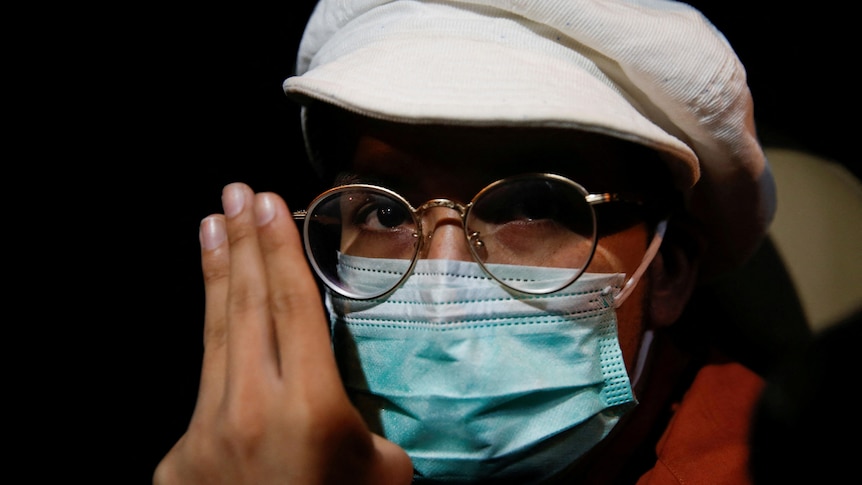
[327,255,638,483]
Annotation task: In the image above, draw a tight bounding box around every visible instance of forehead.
[329,112,674,201]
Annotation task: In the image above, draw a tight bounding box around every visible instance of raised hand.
[153,183,412,485]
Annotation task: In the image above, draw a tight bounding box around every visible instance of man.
[154,1,777,483]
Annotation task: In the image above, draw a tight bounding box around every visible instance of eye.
[510,192,560,221]
[469,178,597,238]
[473,183,564,224]
[355,196,412,230]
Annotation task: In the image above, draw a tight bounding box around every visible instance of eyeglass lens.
[303,175,598,299]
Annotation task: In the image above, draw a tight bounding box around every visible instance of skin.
[153,117,700,484]
[345,117,693,370]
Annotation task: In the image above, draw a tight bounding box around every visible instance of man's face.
[334,115,675,374]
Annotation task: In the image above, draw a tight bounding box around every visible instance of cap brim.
[284,34,699,189]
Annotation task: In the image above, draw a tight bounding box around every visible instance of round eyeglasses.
[293,173,654,300]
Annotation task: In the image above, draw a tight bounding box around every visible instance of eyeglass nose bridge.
[412,199,489,263]
[414,198,469,236]
[415,198,469,217]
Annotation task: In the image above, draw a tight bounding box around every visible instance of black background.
[47,2,855,482]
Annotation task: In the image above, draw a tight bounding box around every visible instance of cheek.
[588,226,650,275]
[587,225,651,375]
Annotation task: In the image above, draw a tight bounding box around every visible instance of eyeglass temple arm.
[586,192,668,307]
[615,218,668,308]
[585,193,637,205]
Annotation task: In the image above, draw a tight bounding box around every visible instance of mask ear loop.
[611,218,668,308]
[629,328,654,395]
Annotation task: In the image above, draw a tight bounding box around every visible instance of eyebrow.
[333,171,406,191]
[332,171,441,208]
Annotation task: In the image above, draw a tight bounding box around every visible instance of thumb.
[370,433,414,485]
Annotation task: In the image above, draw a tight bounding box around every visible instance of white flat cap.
[284,0,777,278]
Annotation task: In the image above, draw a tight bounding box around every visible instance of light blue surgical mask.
[327,256,640,483]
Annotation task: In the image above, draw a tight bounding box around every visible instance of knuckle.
[258,223,291,250]
[202,261,230,286]
[228,284,267,315]
[226,222,256,248]
[267,286,304,317]
[183,433,217,468]
[152,456,176,485]
[155,431,219,484]
[293,399,366,447]
[219,398,268,448]
[202,317,226,348]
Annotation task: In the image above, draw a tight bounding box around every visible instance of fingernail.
[222,184,244,218]
[200,216,226,250]
[256,193,276,226]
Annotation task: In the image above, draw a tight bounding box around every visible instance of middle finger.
[222,183,278,387]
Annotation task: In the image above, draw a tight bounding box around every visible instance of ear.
[647,237,700,328]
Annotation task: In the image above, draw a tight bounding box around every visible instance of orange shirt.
[636,362,765,484]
